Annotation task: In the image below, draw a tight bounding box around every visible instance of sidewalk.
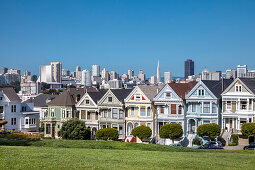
[224,145,245,150]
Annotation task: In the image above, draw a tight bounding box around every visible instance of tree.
[60,118,91,140]
[241,123,255,137]
[95,128,119,140]
[159,123,183,143]
[131,126,152,141]
[197,123,220,139]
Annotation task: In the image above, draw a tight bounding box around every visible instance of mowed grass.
[1,145,255,169]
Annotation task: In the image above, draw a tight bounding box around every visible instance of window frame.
[140,107,146,117]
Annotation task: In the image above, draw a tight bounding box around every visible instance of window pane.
[147,108,151,116]
[112,108,118,119]
[140,108,146,116]
[171,104,176,114]
[131,107,134,115]
[203,102,210,113]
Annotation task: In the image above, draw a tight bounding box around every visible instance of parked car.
[198,141,223,149]
[243,142,255,150]
[169,143,182,147]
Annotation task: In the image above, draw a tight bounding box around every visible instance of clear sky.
[1,0,255,77]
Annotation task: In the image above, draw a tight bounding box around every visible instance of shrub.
[241,123,255,137]
[131,126,152,141]
[197,123,220,139]
[95,128,119,141]
[60,118,91,140]
[192,137,202,146]
[159,123,183,143]
[229,134,238,146]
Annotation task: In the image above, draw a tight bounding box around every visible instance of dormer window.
[166,92,171,98]
[235,85,242,92]
[135,94,141,100]
[85,100,90,105]
[108,97,112,102]
[198,89,205,96]
[22,106,27,112]
[0,96,3,100]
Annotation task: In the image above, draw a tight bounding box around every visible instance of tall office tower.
[51,62,62,83]
[75,66,82,80]
[226,69,237,79]
[202,69,221,81]
[1,67,8,74]
[237,65,247,78]
[110,71,118,80]
[81,70,92,86]
[40,65,52,83]
[185,59,194,79]
[76,66,81,72]
[8,69,21,75]
[138,69,146,82]
[62,69,70,77]
[23,71,31,77]
[150,76,157,85]
[128,70,134,79]
[101,68,109,81]
[157,60,161,83]
[92,65,100,77]
[164,72,172,83]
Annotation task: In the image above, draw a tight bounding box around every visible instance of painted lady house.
[221,78,255,133]
[97,89,132,139]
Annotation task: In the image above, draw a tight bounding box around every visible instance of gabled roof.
[239,78,255,94]
[87,91,106,104]
[169,82,197,100]
[47,87,98,106]
[24,94,57,107]
[110,89,133,103]
[0,87,21,101]
[138,85,164,101]
[202,79,233,98]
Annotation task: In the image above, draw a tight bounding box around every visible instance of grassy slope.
[1,145,255,169]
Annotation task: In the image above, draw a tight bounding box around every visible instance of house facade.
[98,89,132,139]
[221,78,255,133]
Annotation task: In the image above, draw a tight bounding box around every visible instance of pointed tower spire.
[157,60,161,83]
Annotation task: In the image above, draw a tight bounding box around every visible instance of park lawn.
[1,145,255,169]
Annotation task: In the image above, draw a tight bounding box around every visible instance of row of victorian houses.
[1,78,255,143]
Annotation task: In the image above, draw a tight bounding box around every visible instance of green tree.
[60,118,91,140]
[131,126,152,141]
[241,123,255,137]
[95,128,119,141]
[159,123,183,143]
[197,123,220,139]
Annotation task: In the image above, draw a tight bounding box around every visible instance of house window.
[11,105,16,112]
[81,110,86,119]
[171,104,176,114]
[235,85,242,92]
[241,101,247,110]
[147,107,151,116]
[226,101,231,110]
[25,118,29,125]
[112,124,118,130]
[119,125,123,135]
[62,110,66,118]
[140,107,146,116]
[203,102,210,113]
[135,94,141,100]
[130,107,135,116]
[203,120,210,124]
[0,106,3,113]
[166,92,171,98]
[112,108,118,119]
[95,112,99,120]
[85,100,90,105]
[46,124,51,134]
[103,110,108,118]
[67,110,71,118]
[198,89,205,96]
[0,97,2,100]
[119,110,123,119]
[147,123,152,129]
[178,105,182,114]
[191,103,196,112]
[212,103,217,113]
[87,112,91,119]
[249,99,252,110]
[160,107,164,114]
[22,106,27,112]
[51,109,55,117]
[11,118,16,125]
[108,97,112,102]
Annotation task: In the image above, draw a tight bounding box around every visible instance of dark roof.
[138,85,164,100]
[239,78,255,94]
[47,87,98,106]
[0,87,21,101]
[88,91,106,104]
[111,89,133,103]
[169,82,197,100]
[24,94,57,107]
[202,79,233,98]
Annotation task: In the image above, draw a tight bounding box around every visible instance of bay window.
[203,102,210,113]
[140,107,146,116]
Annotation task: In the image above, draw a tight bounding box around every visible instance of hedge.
[131,126,152,141]
[95,128,119,141]
[241,123,255,137]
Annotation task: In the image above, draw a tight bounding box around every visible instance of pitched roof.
[0,87,21,101]
[138,85,164,101]
[47,87,98,106]
[202,79,233,98]
[239,78,255,94]
[111,89,133,103]
[88,91,106,104]
[169,82,197,100]
[24,94,57,107]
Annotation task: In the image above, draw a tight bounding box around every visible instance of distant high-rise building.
[138,70,146,82]
[23,71,31,77]
[150,76,157,85]
[128,70,134,79]
[40,65,52,83]
[185,59,194,79]
[1,67,8,74]
[202,69,221,81]
[237,65,247,78]
[110,71,118,80]
[62,69,70,77]
[8,69,21,75]
[109,79,122,89]
[76,66,81,72]
[81,70,92,86]
[92,65,100,77]
[226,69,237,79]
[164,72,172,83]
[51,62,62,83]
[157,60,161,83]
[101,68,109,81]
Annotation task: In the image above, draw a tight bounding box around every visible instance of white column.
[210,101,212,114]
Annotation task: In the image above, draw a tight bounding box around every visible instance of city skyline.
[1,0,255,76]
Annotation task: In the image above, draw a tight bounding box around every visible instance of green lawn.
[0,140,255,169]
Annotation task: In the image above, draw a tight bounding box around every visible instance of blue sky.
[1,0,255,77]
